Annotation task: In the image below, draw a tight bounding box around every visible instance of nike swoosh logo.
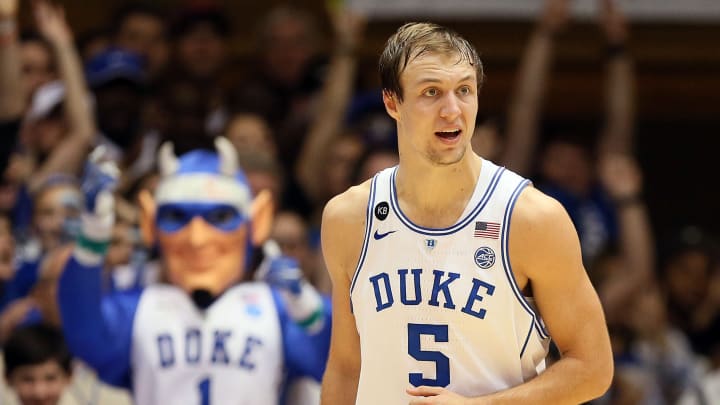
[373,230,397,240]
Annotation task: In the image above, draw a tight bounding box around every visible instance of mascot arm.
[58,253,141,389]
[271,288,332,382]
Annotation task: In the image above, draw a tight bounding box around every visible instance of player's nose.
[439,92,461,121]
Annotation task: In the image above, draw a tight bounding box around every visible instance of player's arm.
[489,188,613,404]
[319,184,368,405]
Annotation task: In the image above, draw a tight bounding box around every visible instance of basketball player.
[320,23,612,404]
[57,139,331,405]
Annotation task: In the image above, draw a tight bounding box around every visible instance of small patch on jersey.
[474,246,496,269]
[374,201,389,220]
[425,239,437,250]
[246,304,262,317]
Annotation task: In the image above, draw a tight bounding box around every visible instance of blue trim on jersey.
[519,321,534,358]
[388,164,505,236]
[58,256,141,388]
[349,175,378,295]
[500,179,551,339]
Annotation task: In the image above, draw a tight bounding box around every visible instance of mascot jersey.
[58,258,331,405]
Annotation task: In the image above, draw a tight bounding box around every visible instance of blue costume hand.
[262,256,304,295]
[81,147,119,214]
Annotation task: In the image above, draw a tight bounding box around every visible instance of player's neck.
[395,154,482,228]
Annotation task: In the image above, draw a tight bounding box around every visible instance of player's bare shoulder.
[513,186,569,227]
[321,180,373,280]
[509,186,581,279]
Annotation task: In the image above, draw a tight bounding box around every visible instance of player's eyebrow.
[413,75,475,86]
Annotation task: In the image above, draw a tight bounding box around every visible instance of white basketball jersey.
[131,283,283,405]
[350,160,550,405]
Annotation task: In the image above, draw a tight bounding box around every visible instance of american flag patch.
[474,221,501,239]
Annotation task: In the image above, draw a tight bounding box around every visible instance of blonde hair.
[379,22,484,101]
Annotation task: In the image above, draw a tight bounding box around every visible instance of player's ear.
[383,90,400,120]
[249,189,274,246]
[138,189,156,247]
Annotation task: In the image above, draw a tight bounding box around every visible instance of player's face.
[157,204,248,296]
[392,52,478,166]
[8,360,70,405]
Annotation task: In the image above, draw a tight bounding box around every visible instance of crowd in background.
[0,0,718,404]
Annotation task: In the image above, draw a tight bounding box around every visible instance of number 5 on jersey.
[408,323,450,387]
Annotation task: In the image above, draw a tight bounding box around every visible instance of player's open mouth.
[435,129,462,140]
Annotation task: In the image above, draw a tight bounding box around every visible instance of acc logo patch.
[374,201,389,220]
[474,247,496,269]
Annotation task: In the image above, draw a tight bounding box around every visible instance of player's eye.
[423,88,439,97]
[457,86,472,96]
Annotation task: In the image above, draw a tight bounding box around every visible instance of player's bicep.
[320,195,363,373]
[512,190,610,359]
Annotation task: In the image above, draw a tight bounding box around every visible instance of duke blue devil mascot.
[57,138,331,405]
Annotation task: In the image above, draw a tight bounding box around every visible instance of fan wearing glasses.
[55,138,331,405]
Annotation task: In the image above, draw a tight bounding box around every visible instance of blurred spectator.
[352,146,399,184]
[0,177,81,310]
[0,214,14,285]
[110,3,169,80]
[85,47,161,200]
[224,112,277,158]
[86,48,146,160]
[75,28,110,64]
[535,0,635,264]
[0,0,26,176]
[3,324,72,405]
[170,1,228,82]
[19,0,96,196]
[19,32,56,105]
[628,283,702,402]
[160,1,231,138]
[2,322,132,405]
[485,0,571,176]
[293,3,365,220]
[233,4,327,172]
[660,226,720,357]
[272,210,329,294]
[237,149,285,209]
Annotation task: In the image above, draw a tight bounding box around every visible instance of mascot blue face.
[139,137,274,297]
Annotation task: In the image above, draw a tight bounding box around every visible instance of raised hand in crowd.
[328,0,366,53]
[539,0,571,34]
[0,0,23,174]
[0,0,17,18]
[599,153,642,203]
[25,0,96,193]
[600,0,629,45]
[597,154,653,323]
[500,0,570,175]
[598,0,635,155]
[296,2,366,208]
[33,0,72,45]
